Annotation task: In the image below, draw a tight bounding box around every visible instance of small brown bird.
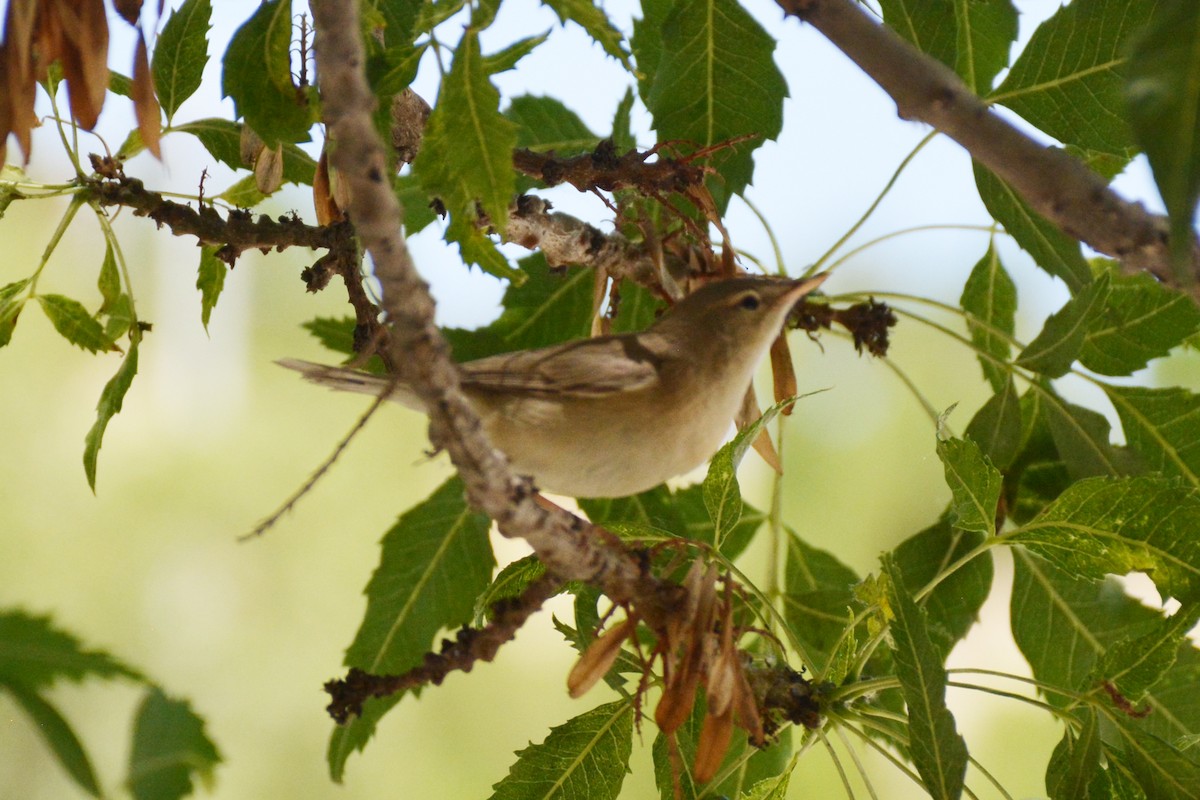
[280,274,825,497]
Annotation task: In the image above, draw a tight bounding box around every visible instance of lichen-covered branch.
[777,0,1196,290]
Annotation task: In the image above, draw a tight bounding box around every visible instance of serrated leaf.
[473,554,548,622]
[1009,475,1200,601]
[540,0,631,67]
[1016,271,1111,377]
[783,530,860,674]
[220,0,314,147]
[196,245,225,331]
[369,0,422,49]
[128,688,221,800]
[3,682,100,797]
[974,162,1092,290]
[1080,264,1200,376]
[1125,0,1200,276]
[0,278,30,347]
[447,215,521,281]
[1097,602,1200,702]
[217,174,267,207]
[302,316,358,357]
[1012,549,1175,707]
[1106,385,1200,486]
[894,515,994,662]
[611,88,635,153]
[1039,386,1138,480]
[1047,708,1102,800]
[84,338,139,491]
[1117,722,1200,800]
[101,294,134,341]
[936,435,1001,535]
[991,0,1156,168]
[960,242,1016,392]
[630,0,670,104]
[152,0,211,121]
[702,398,795,550]
[965,379,1021,469]
[489,700,633,800]
[882,554,968,800]
[878,0,957,75]
[35,295,115,353]
[173,119,317,185]
[484,32,549,74]
[0,610,141,689]
[954,0,1017,93]
[506,95,599,154]
[97,242,120,313]
[330,477,494,778]
[394,173,438,234]
[413,29,516,234]
[644,0,787,208]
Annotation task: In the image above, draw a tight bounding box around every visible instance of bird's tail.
[276,359,421,410]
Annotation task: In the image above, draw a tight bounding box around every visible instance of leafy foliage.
[4,0,1200,799]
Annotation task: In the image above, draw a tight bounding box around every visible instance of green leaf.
[882,555,968,800]
[413,29,516,234]
[36,295,115,354]
[611,88,635,153]
[330,477,494,778]
[109,71,133,98]
[644,0,787,208]
[3,681,101,797]
[220,0,314,147]
[991,0,1157,168]
[0,278,30,347]
[196,245,225,331]
[446,215,522,281]
[414,0,467,34]
[702,398,795,550]
[960,242,1016,392]
[974,162,1091,291]
[302,316,358,357]
[1011,550,1175,708]
[442,256,594,361]
[878,0,956,77]
[368,0,422,49]
[1118,722,1200,800]
[152,0,211,121]
[1096,602,1200,702]
[484,32,549,74]
[1009,475,1200,601]
[1080,264,1200,376]
[127,688,221,800]
[1125,0,1200,276]
[506,95,599,154]
[540,0,631,68]
[936,435,1001,535]
[1016,271,1111,377]
[630,0,670,105]
[1106,385,1200,486]
[97,242,120,313]
[216,174,266,207]
[953,0,1017,93]
[473,554,548,622]
[893,515,994,662]
[965,379,1021,469]
[394,172,438,234]
[1038,386,1138,480]
[83,339,139,491]
[783,530,860,674]
[1047,708,1102,800]
[0,610,141,688]
[489,700,633,800]
[172,118,317,185]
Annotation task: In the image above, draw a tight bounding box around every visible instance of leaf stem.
[30,196,86,293]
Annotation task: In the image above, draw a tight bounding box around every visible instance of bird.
[279,273,826,498]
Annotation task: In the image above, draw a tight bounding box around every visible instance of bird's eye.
[738,293,761,311]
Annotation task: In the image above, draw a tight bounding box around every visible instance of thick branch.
[778,0,1195,289]
[309,0,666,609]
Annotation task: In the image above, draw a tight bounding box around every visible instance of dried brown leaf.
[567,616,635,698]
[770,333,796,412]
[313,147,343,225]
[112,0,142,25]
[693,707,734,784]
[56,0,110,130]
[738,386,782,473]
[131,32,160,158]
[255,143,284,194]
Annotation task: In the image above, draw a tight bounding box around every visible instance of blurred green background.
[3,0,1193,798]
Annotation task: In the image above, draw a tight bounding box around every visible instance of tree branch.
[308,0,669,611]
[777,0,1196,291]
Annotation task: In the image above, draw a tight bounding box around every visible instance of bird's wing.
[460,335,666,398]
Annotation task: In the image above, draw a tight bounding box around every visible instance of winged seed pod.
[567,616,636,699]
